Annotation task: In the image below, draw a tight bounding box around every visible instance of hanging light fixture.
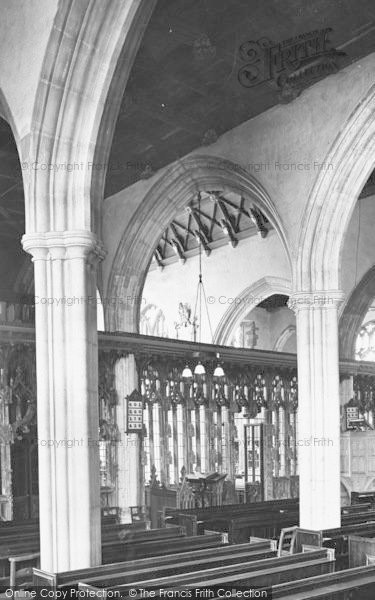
[181,192,226,382]
[194,361,206,376]
[213,360,225,378]
[182,364,193,379]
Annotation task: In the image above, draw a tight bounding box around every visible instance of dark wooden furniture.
[349,532,375,568]
[102,531,223,564]
[0,519,147,583]
[78,548,334,596]
[162,498,300,541]
[352,491,375,507]
[34,532,234,589]
[37,540,273,591]
[130,505,150,523]
[272,564,375,599]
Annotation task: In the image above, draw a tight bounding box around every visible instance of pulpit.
[186,472,226,507]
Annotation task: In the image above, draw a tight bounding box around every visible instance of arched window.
[356,321,375,361]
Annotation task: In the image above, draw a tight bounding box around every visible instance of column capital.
[287,290,345,313]
[21,231,106,262]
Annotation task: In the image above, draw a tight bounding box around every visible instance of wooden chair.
[278,526,299,556]
[130,505,150,524]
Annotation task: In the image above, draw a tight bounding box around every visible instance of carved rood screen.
[138,353,299,500]
[2,327,375,513]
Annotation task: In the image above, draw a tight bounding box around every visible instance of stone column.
[289,291,344,530]
[22,231,103,572]
[115,355,142,523]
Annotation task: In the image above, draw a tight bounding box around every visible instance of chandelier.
[181,192,225,393]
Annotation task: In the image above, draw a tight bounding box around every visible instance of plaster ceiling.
[104,0,375,196]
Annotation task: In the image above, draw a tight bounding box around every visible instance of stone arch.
[340,480,351,506]
[339,265,375,359]
[296,84,375,293]
[273,325,296,353]
[0,88,20,147]
[0,93,31,298]
[24,0,155,237]
[105,156,292,332]
[213,276,292,346]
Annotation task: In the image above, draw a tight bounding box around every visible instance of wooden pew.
[173,507,299,541]
[352,491,375,507]
[199,510,375,544]
[162,499,371,528]
[272,564,375,599]
[162,498,299,525]
[349,532,375,567]
[37,539,274,591]
[0,521,153,584]
[342,502,372,514]
[0,520,150,561]
[35,535,254,589]
[0,518,39,528]
[105,524,181,543]
[162,499,375,543]
[323,521,375,568]
[78,548,334,596]
[90,543,277,588]
[341,510,375,525]
[102,531,223,563]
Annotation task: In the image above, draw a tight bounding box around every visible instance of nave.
[3,0,375,597]
[4,495,375,598]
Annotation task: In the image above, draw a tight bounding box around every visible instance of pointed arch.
[105,156,292,332]
[24,0,156,236]
[296,83,375,293]
[339,265,375,359]
[213,276,292,346]
[273,325,296,352]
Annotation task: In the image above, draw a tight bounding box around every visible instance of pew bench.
[162,498,299,525]
[349,531,375,567]
[35,536,263,589]
[0,520,149,582]
[340,510,375,525]
[102,531,223,563]
[322,521,375,569]
[351,491,375,507]
[173,508,300,542]
[272,564,375,599]
[161,498,367,527]
[342,502,372,514]
[8,552,40,587]
[65,540,277,589]
[78,547,334,597]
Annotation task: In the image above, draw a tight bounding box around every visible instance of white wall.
[231,305,296,352]
[142,230,291,343]
[341,194,375,300]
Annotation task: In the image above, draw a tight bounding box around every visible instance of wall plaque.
[126,390,143,433]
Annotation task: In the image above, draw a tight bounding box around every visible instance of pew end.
[278,527,323,557]
[8,552,40,587]
[33,567,57,588]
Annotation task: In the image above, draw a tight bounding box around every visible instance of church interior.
[2,0,375,596]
